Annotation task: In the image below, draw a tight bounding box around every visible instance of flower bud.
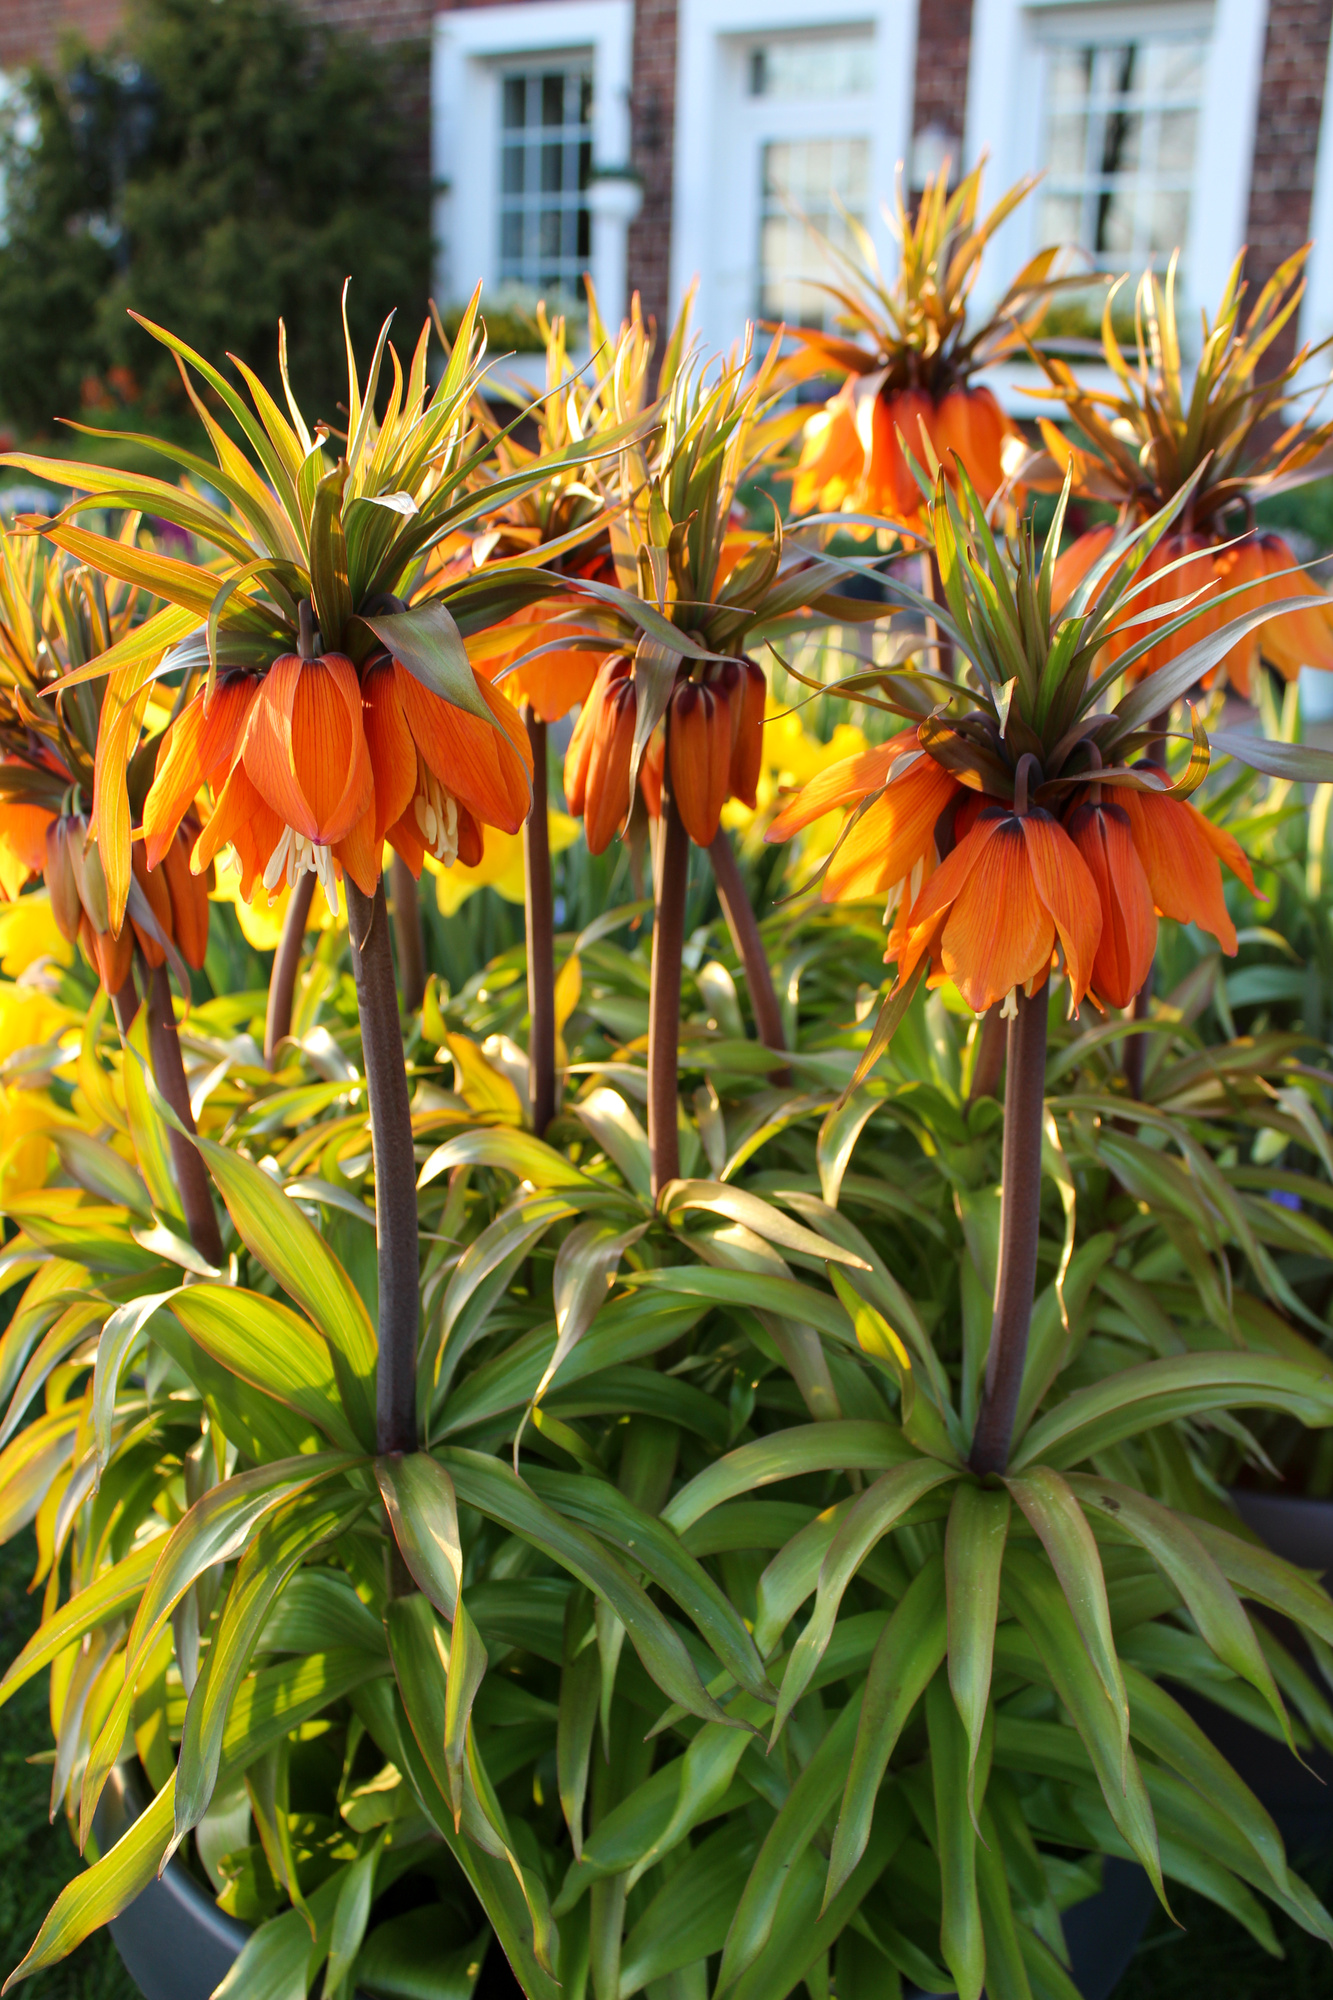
[728,659,766,808]
[45,817,83,941]
[669,681,730,846]
[585,670,636,854]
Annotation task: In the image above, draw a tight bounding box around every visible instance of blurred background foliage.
[0,0,428,448]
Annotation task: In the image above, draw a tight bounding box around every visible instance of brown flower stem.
[388,853,426,1015]
[969,979,1049,1477]
[648,758,689,1199]
[1125,708,1169,1099]
[708,826,789,1084]
[264,871,316,1067]
[967,1004,1006,1105]
[145,962,224,1269]
[345,880,419,1463]
[111,974,139,1037]
[523,706,556,1138]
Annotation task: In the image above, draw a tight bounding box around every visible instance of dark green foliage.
[0,0,428,438]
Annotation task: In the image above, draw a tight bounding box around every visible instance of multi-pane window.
[747,31,872,327]
[498,66,592,303]
[1036,23,1208,272]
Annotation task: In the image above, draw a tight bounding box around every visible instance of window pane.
[758,135,870,325]
[497,59,592,304]
[1035,16,1206,282]
[747,33,872,99]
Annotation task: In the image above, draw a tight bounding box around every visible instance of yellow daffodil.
[0,981,78,1067]
[431,811,580,918]
[0,1084,60,1198]
[0,892,74,978]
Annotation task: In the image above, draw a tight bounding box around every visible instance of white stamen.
[260,825,338,901]
[413,766,460,866]
[1000,988,1019,1021]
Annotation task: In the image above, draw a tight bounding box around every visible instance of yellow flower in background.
[210,852,342,952]
[0,892,74,978]
[431,811,581,918]
[0,1084,59,1198]
[0,982,77,1067]
[722,704,870,869]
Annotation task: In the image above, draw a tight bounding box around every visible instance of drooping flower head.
[557,314,872,857]
[1032,251,1333,697]
[0,527,208,998]
[768,463,1280,1056]
[6,288,603,929]
[777,162,1063,533]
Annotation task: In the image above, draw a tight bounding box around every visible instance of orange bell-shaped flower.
[564,656,637,854]
[0,761,57,902]
[668,679,732,847]
[1066,799,1157,1008]
[898,803,1101,1015]
[1118,783,1256,956]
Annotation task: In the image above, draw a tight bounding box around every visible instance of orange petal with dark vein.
[1019,811,1102,1006]
[897,813,1003,986]
[939,819,1052,1013]
[394,663,530,835]
[334,806,381,899]
[1068,803,1155,1009]
[1118,787,1242,954]
[363,661,417,847]
[824,753,960,902]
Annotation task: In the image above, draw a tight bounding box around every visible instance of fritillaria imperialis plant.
[781,160,1063,529]
[1035,250,1333,695]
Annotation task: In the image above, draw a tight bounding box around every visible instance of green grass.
[0,1533,136,1999]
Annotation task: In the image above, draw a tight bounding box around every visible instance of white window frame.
[963,0,1267,348]
[432,0,635,333]
[671,0,917,357]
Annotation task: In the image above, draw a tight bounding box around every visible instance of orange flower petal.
[143,674,260,869]
[586,676,636,854]
[242,654,373,845]
[897,813,1004,986]
[394,663,531,835]
[161,829,209,969]
[0,797,55,901]
[334,807,381,900]
[1019,811,1102,1007]
[1068,804,1155,1009]
[823,753,960,903]
[1119,787,1244,954]
[940,820,1053,1013]
[669,683,727,847]
[193,757,284,902]
[363,662,418,847]
[767,736,909,843]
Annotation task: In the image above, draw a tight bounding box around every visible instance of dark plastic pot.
[1177,1490,1333,1855]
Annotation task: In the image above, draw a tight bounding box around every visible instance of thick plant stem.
[708,827,789,1083]
[969,980,1049,1476]
[389,853,426,1015]
[264,871,316,1066]
[346,881,420,1463]
[1125,709,1169,1099]
[111,974,139,1037]
[146,963,224,1269]
[523,707,556,1137]
[648,773,690,1199]
[967,1004,1006,1104]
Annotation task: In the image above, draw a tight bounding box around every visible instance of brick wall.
[0,0,122,73]
[625,0,678,344]
[909,0,973,176]
[1244,0,1333,369]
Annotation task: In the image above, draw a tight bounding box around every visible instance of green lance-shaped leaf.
[663,1421,914,1536]
[772,1460,957,1740]
[927,1675,987,2000]
[376,1451,464,1618]
[1011,1352,1333,1470]
[520,1216,650,1450]
[528,1467,774,1702]
[172,1487,364,1855]
[211,1867,345,2000]
[426,1191,576,1413]
[217,1650,382,1791]
[366,601,523,749]
[1002,1548,1165,1904]
[974,1802,1038,2000]
[192,1130,376,1448]
[825,1555,948,1910]
[618,1824,757,1998]
[376,1454,487,1817]
[625,1704,763,1891]
[558,1590,600,1860]
[716,1695,864,1992]
[946,1481,1010,1823]
[752,1501,851,1657]
[0,1298,104,1456]
[659,1180,870,1267]
[441,1447,733,1726]
[1189,1514,1333,1652]
[322,1833,386,2000]
[91,1293,174,1474]
[1121,1662,1296,1903]
[419,1127,595,1191]
[2,1772,177,1991]
[0,1539,160,1711]
[53,1128,152,1216]
[0,1404,79,1542]
[1067,1474,1292,1745]
[166,1283,361,1451]
[78,1453,351,1847]
[1006,1466,1129,1776]
[123,1011,187,1228]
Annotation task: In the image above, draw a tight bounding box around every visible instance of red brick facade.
[625,0,678,343]
[909,0,973,175]
[1244,0,1333,359]
[0,0,122,72]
